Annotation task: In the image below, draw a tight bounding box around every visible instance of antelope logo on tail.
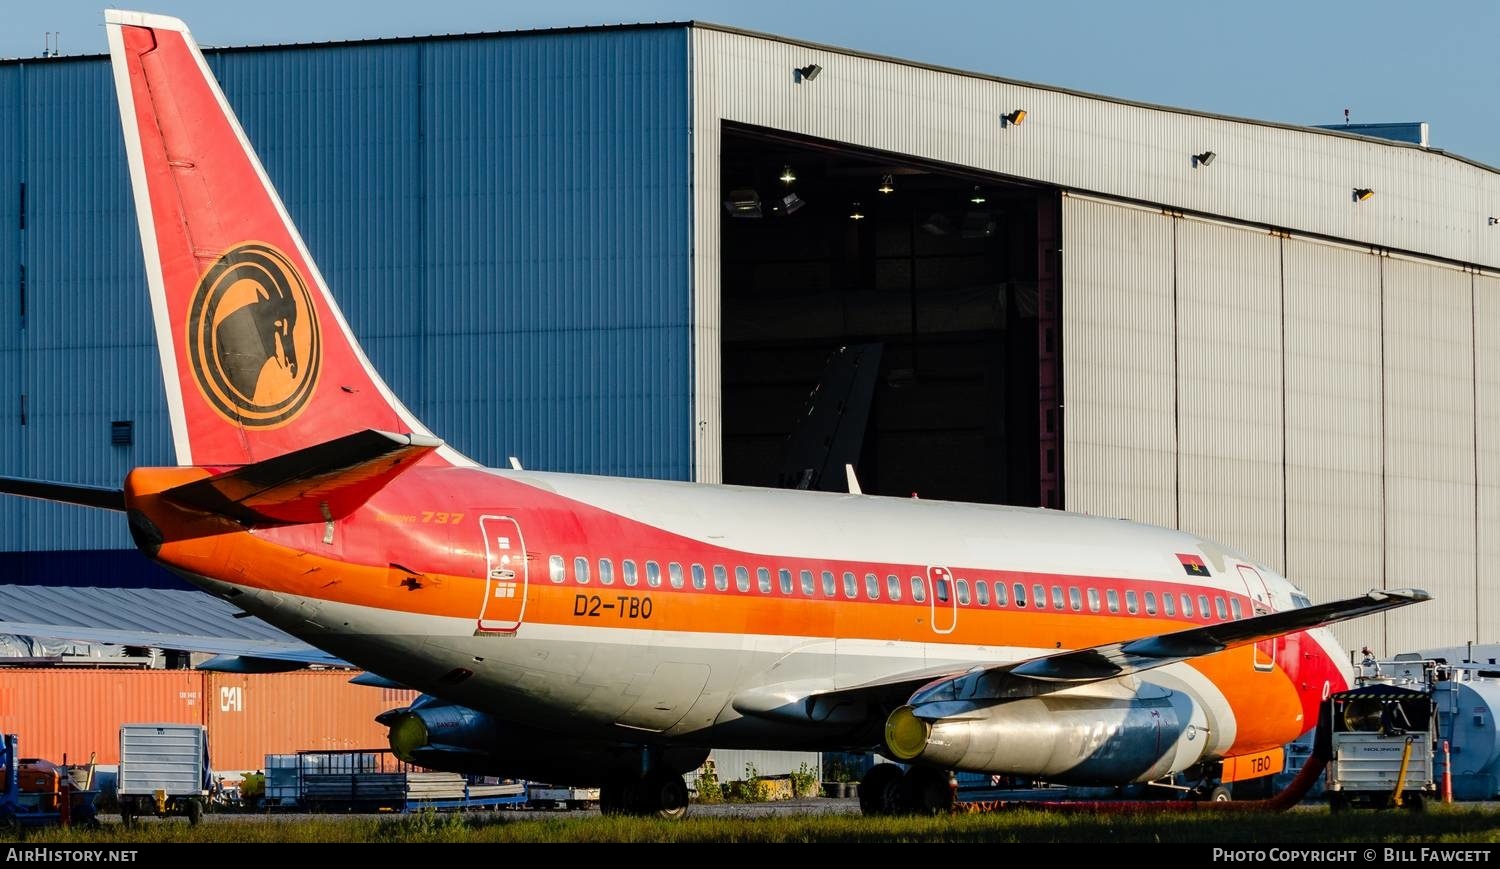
[186,242,322,428]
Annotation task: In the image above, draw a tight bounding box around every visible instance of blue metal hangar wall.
[0,24,693,587]
[3,22,1500,657]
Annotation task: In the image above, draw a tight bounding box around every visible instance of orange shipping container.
[0,669,417,770]
[0,670,202,766]
[203,672,418,769]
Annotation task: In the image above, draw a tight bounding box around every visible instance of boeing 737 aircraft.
[0,10,1428,818]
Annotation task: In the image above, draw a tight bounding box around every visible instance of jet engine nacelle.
[884,683,1211,784]
[379,696,706,785]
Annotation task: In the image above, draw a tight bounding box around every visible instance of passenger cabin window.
[976,581,990,606]
[1144,591,1158,615]
[713,565,728,592]
[1106,589,1120,613]
[1198,595,1211,620]
[1125,590,1138,614]
[668,562,684,589]
[864,573,879,600]
[1068,586,1082,612]
[735,566,750,593]
[623,559,638,587]
[647,561,662,588]
[1032,584,1046,610]
[956,579,971,606]
[910,577,927,603]
[1013,583,1027,608]
[1051,586,1065,610]
[1087,588,1101,612]
[757,567,771,594]
[1215,597,1228,620]
[886,575,903,602]
[1290,593,1312,609]
[800,569,815,596]
[691,563,706,590]
[935,577,950,603]
[779,569,794,595]
[994,581,1009,607]
[1230,598,1243,619]
[822,571,837,597]
[574,556,590,584]
[842,571,858,599]
[548,555,565,583]
[1162,593,1176,617]
[599,558,615,586]
[1181,594,1194,617]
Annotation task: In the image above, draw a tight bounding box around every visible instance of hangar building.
[1,22,1496,656]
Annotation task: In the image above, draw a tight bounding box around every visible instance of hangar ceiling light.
[877,175,895,194]
[779,165,797,184]
[849,202,865,220]
[969,186,987,205]
[724,188,763,218]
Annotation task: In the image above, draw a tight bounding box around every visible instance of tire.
[643,771,689,820]
[1404,793,1426,812]
[904,767,954,814]
[598,782,626,816]
[858,763,908,816]
[119,802,136,828]
[185,798,203,826]
[1208,784,1232,803]
[1327,793,1348,814]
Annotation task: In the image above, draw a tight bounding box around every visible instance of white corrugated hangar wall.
[689,25,1500,656]
[1063,196,1496,655]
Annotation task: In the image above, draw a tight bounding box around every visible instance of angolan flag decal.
[1177,553,1210,577]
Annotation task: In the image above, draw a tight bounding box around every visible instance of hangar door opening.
[720,126,1061,507]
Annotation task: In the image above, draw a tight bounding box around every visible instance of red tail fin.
[106,11,461,467]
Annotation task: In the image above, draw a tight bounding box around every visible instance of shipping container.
[0,669,418,770]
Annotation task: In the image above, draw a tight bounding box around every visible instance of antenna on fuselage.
[508,457,523,470]
[844,464,862,495]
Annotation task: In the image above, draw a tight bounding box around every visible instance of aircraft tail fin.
[105,11,463,468]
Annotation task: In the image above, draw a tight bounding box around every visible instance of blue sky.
[6,1,1497,167]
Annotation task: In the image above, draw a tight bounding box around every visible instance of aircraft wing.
[738,587,1430,727]
[904,587,1429,715]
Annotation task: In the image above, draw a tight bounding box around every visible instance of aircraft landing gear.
[857,763,955,815]
[858,763,907,816]
[599,771,690,819]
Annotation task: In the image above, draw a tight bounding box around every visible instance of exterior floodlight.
[797,63,822,83]
[1489,217,1497,226]
[1193,151,1216,168]
[1002,109,1027,127]
[1353,188,1374,202]
[878,174,894,194]
[779,165,796,184]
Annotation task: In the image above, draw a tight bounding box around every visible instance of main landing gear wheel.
[641,771,689,820]
[904,767,954,814]
[600,772,689,819]
[1207,784,1232,803]
[858,763,909,816]
[599,781,627,816]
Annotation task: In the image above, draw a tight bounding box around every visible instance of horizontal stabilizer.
[162,429,442,524]
[0,477,124,511]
